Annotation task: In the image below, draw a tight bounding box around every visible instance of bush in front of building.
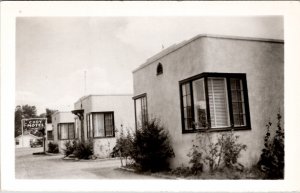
[111,127,134,166]
[73,139,94,160]
[47,142,59,153]
[257,112,284,179]
[188,144,204,175]
[131,119,175,172]
[188,131,247,175]
[219,132,247,169]
[63,140,77,157]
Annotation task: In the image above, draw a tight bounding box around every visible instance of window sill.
[182,126,251,134]
[93,136,115,139]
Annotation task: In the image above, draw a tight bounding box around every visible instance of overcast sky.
[16,16,283,114]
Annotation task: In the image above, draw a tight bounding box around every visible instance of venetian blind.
[68,123,75,139]
[208,78,230,128]
[93,113,104,137]
[104,113,113,137]
[60,124,69,139]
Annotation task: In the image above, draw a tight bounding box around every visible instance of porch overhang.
[71,109,84,120]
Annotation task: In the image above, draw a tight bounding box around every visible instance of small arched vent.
[156,63,163,75]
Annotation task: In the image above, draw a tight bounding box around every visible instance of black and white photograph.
[1,1,300,192]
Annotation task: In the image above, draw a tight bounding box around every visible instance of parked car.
[30,139,43,148]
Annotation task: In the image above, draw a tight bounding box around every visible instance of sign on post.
[23,118,46,131]
[22,118,47,153]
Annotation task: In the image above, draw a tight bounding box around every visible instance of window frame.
[47,130,54,140]
[133,93,148,130]
[57,122,76,140]
[179,72,251,133]
[157,63,163,75]
[86,111,115,139]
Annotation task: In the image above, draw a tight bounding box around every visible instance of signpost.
[22,118,47,153]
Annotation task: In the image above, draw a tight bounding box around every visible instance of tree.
[131,119,175,172]
[21,104,37,118]
[37,108,56,123]
[15,106,23,137]
[45,108,57,123]
[14,105,38,137]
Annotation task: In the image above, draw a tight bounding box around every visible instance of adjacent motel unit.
[49,111,76,153]
[132,34,284,168]
[72,94,134,158]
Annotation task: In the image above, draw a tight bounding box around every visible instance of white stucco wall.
[74,95,134,158]
[133,35,284,169]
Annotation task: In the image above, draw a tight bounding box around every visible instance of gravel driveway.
[15,147,160,179]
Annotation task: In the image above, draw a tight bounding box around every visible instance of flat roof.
[74,94,133,104]
[132,34,284,73]
[52,111,72,115]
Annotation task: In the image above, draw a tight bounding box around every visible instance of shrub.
[258,112,284,179]
[73,139,93,160]
[47,142,59,153]
[218,132,247,169]
[111,127,134,166]
[171,165,192,177]
[188,144,204,175]
[63,140,77,157]
[131,119,175,172]
[189,131,247,174]
[189,132,220,173]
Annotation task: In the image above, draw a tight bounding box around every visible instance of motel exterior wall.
[132,35,284,168]
[50,111,75,153]
[73,95,134,158]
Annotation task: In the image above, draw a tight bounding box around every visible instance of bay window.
[180,73,250,133]
[87,112,115,138]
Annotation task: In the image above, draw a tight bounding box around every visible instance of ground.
[15,147,161,179]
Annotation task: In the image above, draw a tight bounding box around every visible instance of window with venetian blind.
[180,73,250,133]
[87,112,115,138]
[58,123,75,140]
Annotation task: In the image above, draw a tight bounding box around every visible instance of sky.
[16,16,283,115]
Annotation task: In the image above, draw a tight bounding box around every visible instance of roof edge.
[15,133,43,139]
[132,34,284,73]
[74,94,133,104]
[52,111,72,115]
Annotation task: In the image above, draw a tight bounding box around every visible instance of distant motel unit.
[72,94,134,158]
[15,133,42,148]
[132,34,284,169]
[48,111,76,153]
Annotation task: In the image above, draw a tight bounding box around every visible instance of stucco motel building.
[72,95,135,158]
[48,111,76,152]
[132,34,284,169]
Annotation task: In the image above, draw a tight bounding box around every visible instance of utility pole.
[21,119,24,147]
[84,70,87,95]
